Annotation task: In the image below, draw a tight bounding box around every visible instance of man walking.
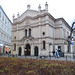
[55,49,60,58]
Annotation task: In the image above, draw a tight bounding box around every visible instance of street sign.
[71,41,74,46]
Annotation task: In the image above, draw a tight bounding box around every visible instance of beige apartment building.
[11,2,74,57]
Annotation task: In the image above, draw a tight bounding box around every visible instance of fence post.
[66,56,67,61]
[49,55,51,60]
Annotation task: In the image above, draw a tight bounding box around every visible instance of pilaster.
[21,45,24,55]
[31,44,34,56]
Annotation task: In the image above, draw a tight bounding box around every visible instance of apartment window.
[2,16,4,21]
[5,20,7,24]
[0,12,1,17]
[2,25,3,30]
[25,29,27,37]
[14,36,16,39]
[43,41,46,49]
[29,28,31,37]
[14,44,16,51]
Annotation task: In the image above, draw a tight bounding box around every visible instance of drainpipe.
[53,21,55,50]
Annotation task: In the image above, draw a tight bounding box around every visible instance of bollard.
[66,56,67,61]
[49,55,51,60]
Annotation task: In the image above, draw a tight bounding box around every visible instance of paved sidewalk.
[0,55,75,61]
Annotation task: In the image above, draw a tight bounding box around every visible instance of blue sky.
[0,0,75,26]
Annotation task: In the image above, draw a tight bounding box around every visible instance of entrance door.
[58,46,61,52]
[25,44,31,56]
[34,46,38,56]
[18,47,22,56]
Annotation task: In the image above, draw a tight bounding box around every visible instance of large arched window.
[14,44,16,51]
[25,29,27,37]
[29,28,31,37]
[43,41,46,49]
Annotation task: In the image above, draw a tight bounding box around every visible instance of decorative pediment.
[23,25,32,31]
[21,36,34,45]
[26,18,30,24]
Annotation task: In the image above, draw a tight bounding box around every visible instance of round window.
[43,32,45,35]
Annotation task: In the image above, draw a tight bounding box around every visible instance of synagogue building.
[11,2,74,57]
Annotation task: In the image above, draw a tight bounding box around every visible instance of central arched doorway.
[25,44,31,56]
[34,46,38,56]
[18,47,22,56]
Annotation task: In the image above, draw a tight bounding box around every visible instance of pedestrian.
[55,49,60,58]
[53,49,56,58]
[53,50,55,56]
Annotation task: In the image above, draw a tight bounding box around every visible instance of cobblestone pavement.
[0,54,75,61]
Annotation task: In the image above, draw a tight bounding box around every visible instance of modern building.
[11,2,74,57]
[0,6,12,54]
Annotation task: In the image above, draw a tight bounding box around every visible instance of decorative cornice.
[12,21,54,31]
[55,18,70,29]
[13,12,55,25]
[12,36,53,42]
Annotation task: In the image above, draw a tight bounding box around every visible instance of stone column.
[21,45,24,56]
[39,44,41,56]
[31,44,34,56]
[11,45,13,55]
[49,45,53,56]
[46,24,49,37]
[46,43,49,56]
[16,45,18,55]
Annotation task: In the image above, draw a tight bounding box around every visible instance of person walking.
[53,50,55,57]
[55,49,60,58]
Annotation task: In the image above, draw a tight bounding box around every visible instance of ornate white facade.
[11,3,73,57]
[0,6,12,54]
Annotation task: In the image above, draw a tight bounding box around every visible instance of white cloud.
[0,0,75,25]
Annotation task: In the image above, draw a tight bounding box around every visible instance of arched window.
[14,36,16,39]
[43,41,46,49]
[14,44,16,51]
[29,28,31,37]
[25,29,27,37]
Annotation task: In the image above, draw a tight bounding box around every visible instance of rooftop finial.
[12,14,15,22]
[46,2,47,4]
[17,12,19,18]
[45,2,48,12]
[38,4,41,11]
[27,4,31,10]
